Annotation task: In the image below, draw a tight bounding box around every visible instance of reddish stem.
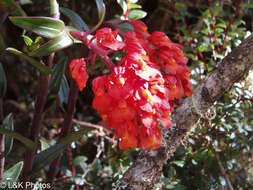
[70,31,115,71]
[221,0,242,52]
[47,79,79,184]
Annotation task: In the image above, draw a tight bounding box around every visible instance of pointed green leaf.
[49,61,66,94]
[0,63,7,98]
[58,75,69,112]
[0,126,36,150]
[6,48,52,74]
[9,16,65,39]
[94,0,105,30]
[40,139,50,151]
[128,9,147,20]
[23,35,33,46]
[3,114,14,156]
[32,144,67,173]
[29,29,73,57]
[1,0,26,16]
[58,128,92,144]
[1,161,23,183]
[117,0,127,14]
[60,7,89,32]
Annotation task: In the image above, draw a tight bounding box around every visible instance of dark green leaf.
[49,61,66,94]
[3,114,14,156]
[127,9,147,20]
[6,48,53,74]
[1,161,23,183]
[0,62,7,98]
[0,126,36,150]
[58,75,69,112]
[32,144,67,173]
[58,128,91,144]
[28,29,73,57]
[60,7,89,32]
[95,0,105,20]
[118,23,134,32]
[94,0,105,29]
[9,16,65,39]
[1,0,26,16]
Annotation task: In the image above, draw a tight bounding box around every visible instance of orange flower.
[69,59,89,91]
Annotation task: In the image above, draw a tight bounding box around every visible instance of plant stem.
[22,74,50,182]
[21,0,60,183]
[47,80,79,183]
[0,98,4,179]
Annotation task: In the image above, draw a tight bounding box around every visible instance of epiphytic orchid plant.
[1,0,192,185]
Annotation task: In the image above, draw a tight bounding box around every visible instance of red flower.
[69,58,89,91]
[94,27,125,51]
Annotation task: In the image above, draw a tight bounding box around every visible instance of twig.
[82,137,104,182]
[212,147,234,190]
[47,80,79,183]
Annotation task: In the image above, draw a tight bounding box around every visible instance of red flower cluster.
[69,58,89,91]
[91,22,193,150]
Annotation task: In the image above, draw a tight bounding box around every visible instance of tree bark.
[113,34,253,190]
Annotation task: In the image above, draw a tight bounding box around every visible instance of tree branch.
[114,34,253,190]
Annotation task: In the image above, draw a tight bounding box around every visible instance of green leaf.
[20,0,33,5]
[49,61,66,94]
[9,16,65,39]
[127,9,147,20]
[58,128,91,144]
[94,0,105,29]
[32,144,67,173]
[118,23,134,32]
[6,48,52,75]
[1,0,26,16]
[1,161,23,183]
[175,2,185,11]
[127,3,141,10]
[58,75,69,112]
[73,156,88,166]
[3,114,14,156]
[40,139,50,151]
[0,62,7,98]
[0,126,36,150]
[117,0,127,13]
[23,35,33,46]
[60,7,89,32]
[29,29,73,57]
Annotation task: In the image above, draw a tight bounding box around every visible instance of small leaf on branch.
[1,161,23,183]
[28,29,73,57]
[32,144,67,174]
[9,16,65,39]
[127,9,147,20]
[6,47,53,74]
[93,0,105,30]
[49,60,66,94]
[0,127,36,150]
[58,75,70,112]
[3,113,14,156]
